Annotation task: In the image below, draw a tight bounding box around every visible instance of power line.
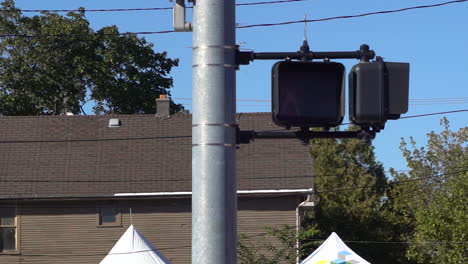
[345,240,468,245]
[0,174,312,183]
[314,169,467,195]
[175,97,468,103]
[0,169,463,190]
[0,30,176,38]
[300,237,468,245]
[410,97,468,101]
[9,227,468,258]
[177,97,468,108]
[237,0,309,6]
[1,0,467,38]
[0,169,417,184]
[0,170,464,208]
[0,0,309,13]
[238,0,468,29]
[0,109,465,144]
[0,135,192,144]
[9,7,173,13]
[339,109,468,126]
[182,102,468,109]
[14,237,468,258]
[399,109,468,119]
[0,168,422,183]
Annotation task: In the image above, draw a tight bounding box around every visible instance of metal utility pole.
[192,1,237,264]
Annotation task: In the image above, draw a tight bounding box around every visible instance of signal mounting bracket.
[237,128,377,145]
[236,44,375,66]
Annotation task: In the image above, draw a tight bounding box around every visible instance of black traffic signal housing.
[272,61,345,128]
[349,58,410,130]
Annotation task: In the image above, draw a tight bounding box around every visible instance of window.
[97,201,121,227]
[0,207,17,253]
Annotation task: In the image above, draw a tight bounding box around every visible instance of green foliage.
[386,118,467,263]
[238,225,317,264]
[0,0,182,115]
[303,131,403,263]
[238,122,466,263]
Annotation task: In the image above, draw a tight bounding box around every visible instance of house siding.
[0,195,301,264]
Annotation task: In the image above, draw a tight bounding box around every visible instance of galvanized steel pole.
[192,0,237,264]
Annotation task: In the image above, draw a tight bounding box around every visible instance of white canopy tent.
[301,232,371,264]
[100,225,172,264]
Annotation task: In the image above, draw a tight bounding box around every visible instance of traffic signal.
[349,58,410,130]
[272,61,345,128]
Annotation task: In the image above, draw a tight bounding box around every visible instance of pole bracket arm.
[236,44,375,66]
[171,0,192,32]
[236,51,255,66]
[237,128,377,145]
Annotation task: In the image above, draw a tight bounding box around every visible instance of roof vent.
[109,118,121,128]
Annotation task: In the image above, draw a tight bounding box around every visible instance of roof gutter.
[0,189,313,201]
[114,188,313,197]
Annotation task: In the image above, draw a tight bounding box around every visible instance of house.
[0,99,313,264]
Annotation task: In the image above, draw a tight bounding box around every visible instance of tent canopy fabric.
[301,232,371,264]
[100,225,171,264]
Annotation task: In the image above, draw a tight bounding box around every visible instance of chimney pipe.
[156,95,170,118]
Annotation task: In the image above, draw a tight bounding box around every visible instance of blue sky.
[12,0,468,172]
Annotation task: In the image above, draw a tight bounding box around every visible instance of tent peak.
[301,232,371,264]
[100,225,172,264]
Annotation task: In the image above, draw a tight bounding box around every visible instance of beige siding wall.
[0,195,301,264]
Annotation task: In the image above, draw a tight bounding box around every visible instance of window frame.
[0,206,20,255]
[96,201,122,227]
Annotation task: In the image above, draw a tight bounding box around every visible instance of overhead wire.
[128,97,468,110]
[0,109,465,144]
[1,0,468,38]
[7,7,173,13]
[0,168,418,184]
[238,0,468,29]
[399,109,468,120]
[181,103,468,108]
[176,97,468,108]
[0,168,417,184]
[0,0,309,13]
[8,222,467,258]
[0,135,192,144]
[17,238,468,258]
[252,109,468,130]
[1,173,465,222]
[0,30,176,38]
[0,174,313,183]
[14,237,468,258]
[237,0,309,6]
[313,169,466,195]
[339,109,468,126]
[241,227,468,245]
[175,97,468,103]
[0,169,464,191]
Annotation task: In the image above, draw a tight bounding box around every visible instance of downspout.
[296,203,302,264]
[296,195,315,264]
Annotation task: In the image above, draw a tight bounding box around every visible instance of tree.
[237,122,466,264]
[386,119,467,263]
[238,225,314,264]
[301,128,409,264]
[0,0,182,115]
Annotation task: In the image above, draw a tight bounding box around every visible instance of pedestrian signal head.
[349,58,409,130]
[272,61,345,128]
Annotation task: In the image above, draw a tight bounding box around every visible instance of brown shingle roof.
[0,113,312,198]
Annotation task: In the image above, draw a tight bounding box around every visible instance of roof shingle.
[0,113,312,198]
